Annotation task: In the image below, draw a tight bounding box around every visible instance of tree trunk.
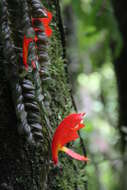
[112,0,127,151]
[112,1,127,190]
[0,0,87,190]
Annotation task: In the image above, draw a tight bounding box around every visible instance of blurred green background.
[61,0,123,189]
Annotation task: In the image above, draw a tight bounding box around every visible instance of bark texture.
[0,0,87,190]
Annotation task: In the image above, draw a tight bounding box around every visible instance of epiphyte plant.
[52,113,88,165]
[23,8,52,70]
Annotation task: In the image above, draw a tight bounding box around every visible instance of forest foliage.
[61,0,123,189]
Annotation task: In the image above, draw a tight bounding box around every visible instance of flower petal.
[51,113,87,165]
[60,146,88,162]
[32,10,53,38]
[60,131,79,147]
[73,123,85,131]
[23,35,33,69]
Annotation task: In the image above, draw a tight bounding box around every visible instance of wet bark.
[0,0,88,189]
[0,0,73,189]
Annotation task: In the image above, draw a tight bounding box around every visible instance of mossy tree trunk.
[0,0,87,190]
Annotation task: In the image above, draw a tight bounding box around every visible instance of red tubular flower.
[23,35,33,69]
[51,113,88,165]
[23,35,39,70]
[32,9,53,37]
[41,10,52,37]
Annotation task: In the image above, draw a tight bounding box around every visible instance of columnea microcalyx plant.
[52,113,88,165]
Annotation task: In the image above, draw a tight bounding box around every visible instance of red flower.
[22,35,38,70]
[51,113,88,165]
[32,9,53,37]
[23,35,33,70]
